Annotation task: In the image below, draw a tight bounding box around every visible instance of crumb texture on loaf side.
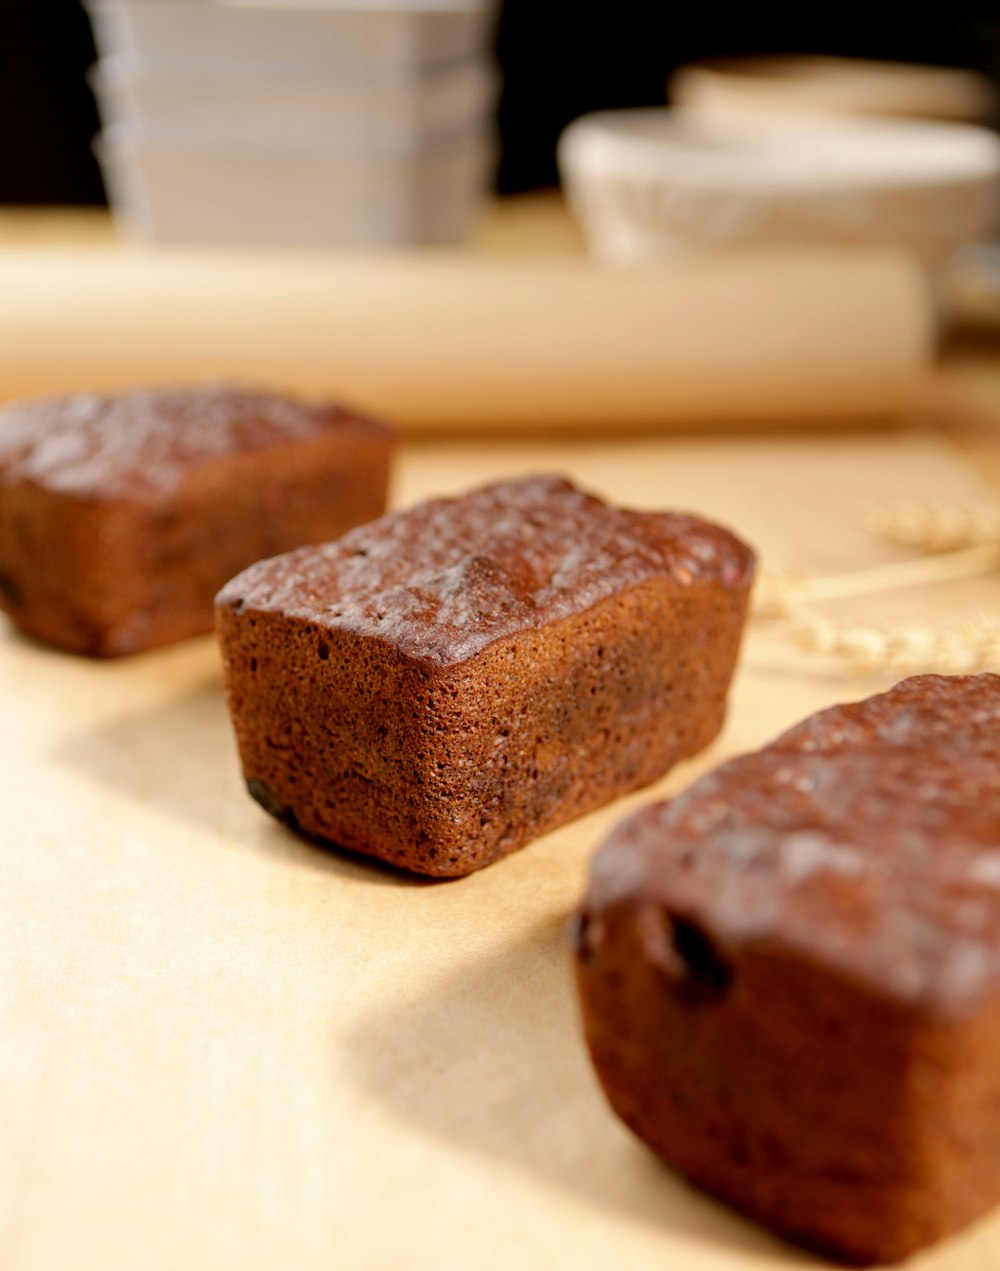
[577,673,1000,1265]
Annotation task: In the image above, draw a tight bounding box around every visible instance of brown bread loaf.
[217,475,754,877]
[0,386,393,656]
[576,673,1000,1264]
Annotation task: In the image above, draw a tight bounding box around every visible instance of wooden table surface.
[3,200,1000,1271]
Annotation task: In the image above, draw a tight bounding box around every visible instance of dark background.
[2,2,999,204]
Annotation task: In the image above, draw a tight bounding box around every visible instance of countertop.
[3,198,1000,1271]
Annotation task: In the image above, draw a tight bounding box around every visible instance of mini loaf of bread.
[576,673,1000,1265]
[0,386,393,656]
[216,475,754,877]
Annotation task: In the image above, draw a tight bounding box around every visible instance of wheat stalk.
[861,499,1000,551]
[753,543,1000,620]
[754,497,1000,675]
[784,609,1000,675]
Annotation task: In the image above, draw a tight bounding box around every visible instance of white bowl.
[91,55,496,147]
[670,56,997,126]
[558,108,1000,266]
[86,0,495,75]
[97,125,493,246]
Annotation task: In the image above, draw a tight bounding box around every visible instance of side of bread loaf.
[217,476,755,877]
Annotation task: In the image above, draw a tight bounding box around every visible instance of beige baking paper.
[2,431,1000,1271]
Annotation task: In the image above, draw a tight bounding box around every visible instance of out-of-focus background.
[3,3,1000,204]
[4,1,1000,429]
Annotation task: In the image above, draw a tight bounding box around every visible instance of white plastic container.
[97,125,492,246]
[91,55,496,147]
[558,108,1000,267]
[86,0,495,75]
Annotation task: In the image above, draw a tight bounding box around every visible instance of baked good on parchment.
[216,475,754,877]
[0,386,393,656]
[576,672,1000,1264]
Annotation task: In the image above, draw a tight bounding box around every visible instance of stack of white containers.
[85,0,497,247]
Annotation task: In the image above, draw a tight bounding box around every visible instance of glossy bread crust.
[217,476,755,877]
[576,673,1000,1264]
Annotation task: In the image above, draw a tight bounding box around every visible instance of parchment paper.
[2,431,999,1271]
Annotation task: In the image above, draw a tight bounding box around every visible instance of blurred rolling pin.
[0,247,931,430]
